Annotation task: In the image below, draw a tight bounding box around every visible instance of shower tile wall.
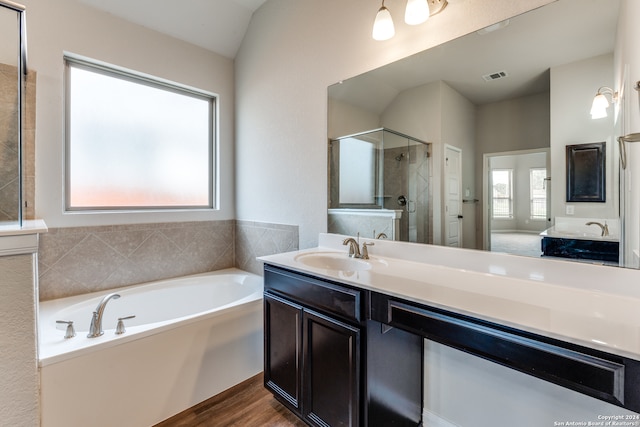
[23,71,36,220]
[38,220,298,301]
[383,145,432,244]
[327,212,394,239]
[384,147,409,241]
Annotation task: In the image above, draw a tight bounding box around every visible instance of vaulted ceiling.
[76,0,268,58]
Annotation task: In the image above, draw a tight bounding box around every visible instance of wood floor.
[154,373,308,427]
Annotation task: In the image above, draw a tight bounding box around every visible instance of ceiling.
[77,0,268,58]
[329,0,620,112]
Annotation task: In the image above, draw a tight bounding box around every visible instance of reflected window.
[530,168,547,220]
[492,169,513,219]
[64,55,215,210]
[338,137,376,205]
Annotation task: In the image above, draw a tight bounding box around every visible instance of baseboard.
[423,410,459,427]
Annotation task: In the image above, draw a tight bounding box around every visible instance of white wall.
[22,0,236,228]
[550,53,617,220]
[441,83,477,249]
[0,254,38,427]
[235,0,555,249]
[328,98,380,139]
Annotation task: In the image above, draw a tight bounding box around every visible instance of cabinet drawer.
[264,265,363,323]
[372,292,640,412]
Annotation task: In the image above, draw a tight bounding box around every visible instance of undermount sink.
[294,252,374,271]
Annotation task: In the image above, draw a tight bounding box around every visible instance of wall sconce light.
[590,86,618,119]
[373,0,448,41]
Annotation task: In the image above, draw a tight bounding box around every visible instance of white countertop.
[259,233,640,361]
[0,219,48,236]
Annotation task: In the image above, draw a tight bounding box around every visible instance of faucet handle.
[115,315,136,335]
[56,320,76,339]
[362,241,374,259]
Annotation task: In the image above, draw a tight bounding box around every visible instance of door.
[303,309,360,427]
[444,145,463,247]
[264,294,303,415]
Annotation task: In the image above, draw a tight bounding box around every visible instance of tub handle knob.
[56,320,76,339]
[115,315,136,335]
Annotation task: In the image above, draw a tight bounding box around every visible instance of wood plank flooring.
[154,373,308,427]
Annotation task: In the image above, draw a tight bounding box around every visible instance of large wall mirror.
[327,0,633,267]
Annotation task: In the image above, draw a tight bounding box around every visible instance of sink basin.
[294,252,373,271]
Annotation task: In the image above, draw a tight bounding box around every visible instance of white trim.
[0,220,47,256]
[423,410,459,427]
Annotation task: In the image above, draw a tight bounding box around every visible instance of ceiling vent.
[482,71,509,82]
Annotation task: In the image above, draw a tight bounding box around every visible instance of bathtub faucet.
[585,221,609,237]
[87,293,121,338]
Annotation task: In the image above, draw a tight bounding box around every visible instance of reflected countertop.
[259,233,640,360]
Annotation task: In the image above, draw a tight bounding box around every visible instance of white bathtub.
[39,268,264,427]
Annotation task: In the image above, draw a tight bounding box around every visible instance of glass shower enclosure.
[328,128,431,244]
[0,0,27,227]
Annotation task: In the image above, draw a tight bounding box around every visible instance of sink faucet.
[87,293,121,338]
[585,221,609,237]
[343,237,361,258]
[343,234,374,259]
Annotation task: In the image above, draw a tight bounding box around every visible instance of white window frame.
[492,169,513,219]
[63,54,217,212]
[529,167,547,220]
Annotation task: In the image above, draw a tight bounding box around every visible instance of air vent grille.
[482,71,509,81]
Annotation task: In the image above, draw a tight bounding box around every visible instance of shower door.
[382,130,431,244]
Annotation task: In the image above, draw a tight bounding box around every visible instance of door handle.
[457,215,463,219]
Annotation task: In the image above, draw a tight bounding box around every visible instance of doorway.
[483,149,551,256]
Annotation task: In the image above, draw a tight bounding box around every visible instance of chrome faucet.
[585,221,609,237]
[343,237,361,258]
[343,233,374,259]
[87,293,121,338]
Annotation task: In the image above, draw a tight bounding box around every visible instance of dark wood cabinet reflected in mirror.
[566,142,606,203]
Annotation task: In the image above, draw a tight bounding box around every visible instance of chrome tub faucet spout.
[585,221,609,237]
[87,293,121,338]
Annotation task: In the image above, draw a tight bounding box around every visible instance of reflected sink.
[294,252,373,271]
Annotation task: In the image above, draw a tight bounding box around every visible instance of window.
[530,168,547,220]
[492,169,513,219]
[64,55,216,210]
[338,137,377,205]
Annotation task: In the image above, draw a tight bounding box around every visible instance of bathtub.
[39,268,264,427]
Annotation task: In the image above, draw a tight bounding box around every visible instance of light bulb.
[590,93,609,119]
[405,0,430,25]
[373,6,395,41]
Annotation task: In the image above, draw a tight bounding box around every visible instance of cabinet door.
[264,294,303,415]
[303,309,360,427]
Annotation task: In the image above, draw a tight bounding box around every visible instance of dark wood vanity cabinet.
[263,265,423,427]
[263,266,363,427]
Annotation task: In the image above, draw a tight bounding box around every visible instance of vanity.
[259,234,640,426]
[540,218,620,264]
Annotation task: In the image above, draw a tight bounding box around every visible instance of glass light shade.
[590,93,609,119]
[373,6,395,41]
[405,0,430,25]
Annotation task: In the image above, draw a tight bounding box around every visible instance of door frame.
[482,147,551,251]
